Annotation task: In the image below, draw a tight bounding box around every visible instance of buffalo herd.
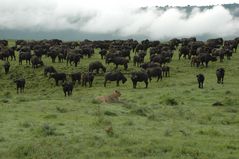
[0,37,237,96]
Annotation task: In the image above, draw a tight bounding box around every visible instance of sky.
[0,0,239,40]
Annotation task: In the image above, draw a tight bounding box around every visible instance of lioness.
[96,90,121,103]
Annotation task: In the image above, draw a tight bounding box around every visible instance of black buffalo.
[3,61,10,74]
[19,52,31,65]
[49,73,66,86]
[82,72,94,87]
[196,74,205,88]
[104,71,127,87]
[140,62,160,70]
[14,78,26,93]
[44,66,57,76]
[216,68,225,84]
[146,67,162,82]
[62,82,73,96]
[133,55,144,66]
[31,56,44,68]
[162,66,170,77]
[131,71,148,88]
[198,53,217,67]
[89,61,106,74]
[66,53,82,67]
[70,72,81,84]
[99,49,107,59]
[106,56,129,70]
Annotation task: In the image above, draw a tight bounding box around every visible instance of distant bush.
[41,124,56,136]
[20,121,32,128]
[212,101,224,106]
[3,91,12,98]
[0,137,6,142]
[44,114,57,119]
[131,107,149,116]
[104,111,117,116]
[165,98,178,106]
[56,107,68,113]
[1,99,9,103]
[91,99,101,104]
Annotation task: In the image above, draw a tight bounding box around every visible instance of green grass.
[0,41,239,159]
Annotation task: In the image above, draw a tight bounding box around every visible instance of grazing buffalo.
[44,66,57,76]
[196,74,205,89]
[49,73,66,86]
[70,72,81,84]
[198,53,217,67]
[62,82,73,96]
[131,71,148,88]
[89,61,106,74]
[104,71,127,87]
[146,67,162,82]
[82,72,94,87]
[216,68,225,84]
[140,62,160,70]
[106,56,129,70]
[31,56,44,68]
[14,78,25,93]
[3,61,10,74]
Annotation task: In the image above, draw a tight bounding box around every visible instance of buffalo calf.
[216,68,225,84]
[196,74,205,89]
[3,61,10,74]
[82,72,94,87]
[62,82,73,96]
[49,73,66,86]
[14,78,26,93]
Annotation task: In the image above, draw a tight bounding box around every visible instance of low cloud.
[0,0,238,40]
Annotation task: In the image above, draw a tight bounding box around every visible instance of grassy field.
[0,41,239,159]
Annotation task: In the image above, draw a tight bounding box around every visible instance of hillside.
[0,41,239,159]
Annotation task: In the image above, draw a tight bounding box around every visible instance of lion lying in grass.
[96,90,121,103]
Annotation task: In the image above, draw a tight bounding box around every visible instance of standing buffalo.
[14,78,26,93]
[131,71,148,88]
[49,73,66,86]
[198,53,217,67]
[146,67,162,82]
[44,66,57,76]
[216,68,225,84]
[162,66,170,77]
[31,56,44,68]
[82,72,94,87]
[70,72,81,84]
[99,49,107,59]
[19,52,31,65]
[62,82,73,96]
[133,55,144,66]
[106,56,129,70]
[66,53,82,67]
[89,61,106,74]
[196,74,205,89]
[3,61,10,74]
[104,71,127,87]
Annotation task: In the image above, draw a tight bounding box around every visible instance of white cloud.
[0,0,238,39]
